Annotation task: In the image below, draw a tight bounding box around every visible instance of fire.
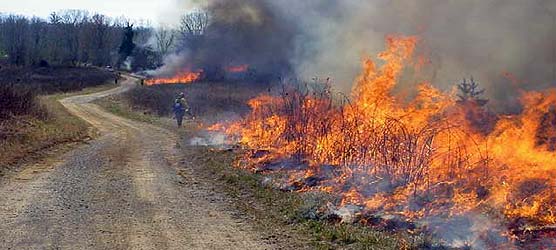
[226,64,249,73]
[145,70,202,85]
[213,35,556,244]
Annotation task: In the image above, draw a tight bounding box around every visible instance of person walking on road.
[173,92,190,127]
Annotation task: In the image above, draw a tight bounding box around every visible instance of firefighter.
[173,92,190,127]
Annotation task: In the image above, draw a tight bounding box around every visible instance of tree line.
[0,9,215,72]
[0,10,158,70]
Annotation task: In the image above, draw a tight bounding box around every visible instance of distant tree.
[1,15,29,65]
[133,26,153,46]
[131,45,159,71]
[59,10,88,65]
[118,23,136,68]
[26,17,47,65]
[155,26,176,56]
[48,12,61,24]
[89,14,112,66]
[0,10,157,68]
[178,11,209,51]
[457,77,488,106]
[46,12,66,65]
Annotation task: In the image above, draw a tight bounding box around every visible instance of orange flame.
[213,35,556,241]
[226,64,249,73]
[145,70,202,86]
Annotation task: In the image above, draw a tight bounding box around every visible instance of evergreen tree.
[118,24,135,68]
[457,77,488,106]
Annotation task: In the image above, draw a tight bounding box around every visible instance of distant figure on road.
[173,92,190,127]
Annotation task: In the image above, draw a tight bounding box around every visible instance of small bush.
[0,83,47,120]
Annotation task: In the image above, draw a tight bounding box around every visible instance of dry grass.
[0,66,116,94]
[0,83,47,121]
[0,66,117,169]
[122,82,268,122]
[0,84,114,170]
[95,94,158,124]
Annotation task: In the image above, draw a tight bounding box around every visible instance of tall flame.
[213,35,556,244]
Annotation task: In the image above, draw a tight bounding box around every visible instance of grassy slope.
[0,84,116,170]
[94,91,431,250]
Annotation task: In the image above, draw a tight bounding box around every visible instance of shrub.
[0,66,116,94]
[0,83,46,120]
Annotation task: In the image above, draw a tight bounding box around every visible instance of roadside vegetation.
[0,67,116,170]
[0,92,89,169]
[99,81,267,122]
[0,66,116,93]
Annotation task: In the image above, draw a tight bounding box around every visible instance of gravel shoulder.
[0,77,277,249]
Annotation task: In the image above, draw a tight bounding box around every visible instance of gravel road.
[0,77,275,250]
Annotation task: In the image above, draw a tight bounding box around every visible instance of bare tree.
[0,10,158,68]
[26,17,47,65]
[178,11,209,50]
[155,26,176,56]
[59,10,88,65]
[89,14,111,66]
[1,15,29,65]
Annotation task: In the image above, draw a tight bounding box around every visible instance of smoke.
[147,52,193,77]
[165,0,556,110]
[158,0,296,82]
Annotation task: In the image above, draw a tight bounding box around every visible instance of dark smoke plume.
[165,0,556,110]
[163,0,297,82]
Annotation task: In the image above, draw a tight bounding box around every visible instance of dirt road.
[0,77,275,249]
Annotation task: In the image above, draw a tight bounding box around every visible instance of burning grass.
[181,146,434,249]
[145,70,202,86]
[211,35,556,248]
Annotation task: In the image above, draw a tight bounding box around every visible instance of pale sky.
[0,0,185,25]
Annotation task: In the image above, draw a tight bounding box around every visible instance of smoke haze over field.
[168,0,556,110]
